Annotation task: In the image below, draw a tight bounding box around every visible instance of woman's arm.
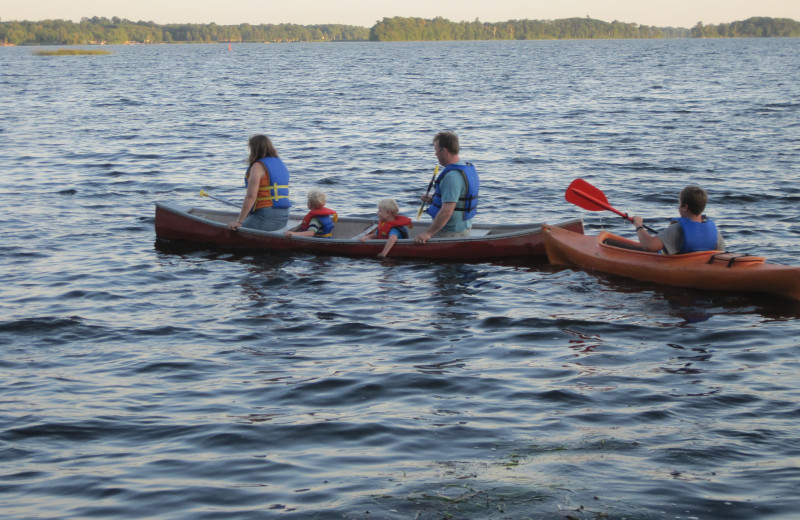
[228,162,266,230]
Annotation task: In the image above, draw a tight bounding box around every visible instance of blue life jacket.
[301,208,338,238]
[312,215,335,237]
[674,217,719,253]
[426,163,479,220]
[244,157,291,209]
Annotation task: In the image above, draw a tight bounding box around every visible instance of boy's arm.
[379,234,399,258]
[359,227,378,242]
[632,216,664,252]
[286,219,321,237]
[286,229,317,237]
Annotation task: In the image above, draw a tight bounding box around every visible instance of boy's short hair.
[307,189,326,209]
[680,186,708,216]
[377,198,399,216]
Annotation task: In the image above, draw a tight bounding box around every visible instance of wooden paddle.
[416,165,439,220]
[199,190,238,208]
[566,178,658,233]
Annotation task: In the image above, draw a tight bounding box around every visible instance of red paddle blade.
[565,178,609,210]
[565,178,630,221]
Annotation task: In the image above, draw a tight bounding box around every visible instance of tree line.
[0,17,370,45]
[1,15,798,46]
[369,16,680,40]
[690,17,800,38]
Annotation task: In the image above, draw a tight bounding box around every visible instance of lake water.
[1,38,800,519]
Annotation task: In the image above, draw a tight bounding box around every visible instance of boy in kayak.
[285,189,337,238]
[631,186,726,254]
[360,198,412,258]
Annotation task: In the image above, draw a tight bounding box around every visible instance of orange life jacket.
[376,215,412,239]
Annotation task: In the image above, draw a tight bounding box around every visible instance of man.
[631,186,726,254]
[415,131,479,245]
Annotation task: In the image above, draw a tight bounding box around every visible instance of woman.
[227,134,291,231]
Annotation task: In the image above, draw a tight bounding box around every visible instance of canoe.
[542,224,800,301]
[154,202,585,262]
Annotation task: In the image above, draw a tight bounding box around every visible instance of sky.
[3,0,800,29]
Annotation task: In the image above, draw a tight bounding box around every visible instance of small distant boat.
[542,224,800,301]
[154,202,584,262]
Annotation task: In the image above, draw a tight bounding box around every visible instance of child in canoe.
[285,189,337,238]
[360,198,412,258]
[631,186,726,254]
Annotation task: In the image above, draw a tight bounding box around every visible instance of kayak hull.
[542,224,800,301]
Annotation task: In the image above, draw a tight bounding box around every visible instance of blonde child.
[285,189,337,238]
[360,198,412,257]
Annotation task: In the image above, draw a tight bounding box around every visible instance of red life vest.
[376,215,412,239]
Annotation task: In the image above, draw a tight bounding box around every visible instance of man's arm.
[414,202,456,245]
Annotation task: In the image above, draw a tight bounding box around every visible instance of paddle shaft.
[416,165,439,220]
[199,190,239,208]
[567,182,658,234]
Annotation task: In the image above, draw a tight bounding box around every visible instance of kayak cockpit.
[601,236,648,251]
[598,231,767,267]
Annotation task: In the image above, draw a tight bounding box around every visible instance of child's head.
[679,186,708,216]
[307,189,326,210]
[377,198,399,221]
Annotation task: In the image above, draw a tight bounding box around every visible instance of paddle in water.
[416,165,439,220]
[565,178,658,233]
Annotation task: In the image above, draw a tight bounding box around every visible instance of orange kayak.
[542,224,800,301]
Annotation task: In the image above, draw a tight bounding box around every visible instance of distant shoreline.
[2,16,798,46]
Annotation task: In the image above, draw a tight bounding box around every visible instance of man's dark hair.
[433,131,459,154]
